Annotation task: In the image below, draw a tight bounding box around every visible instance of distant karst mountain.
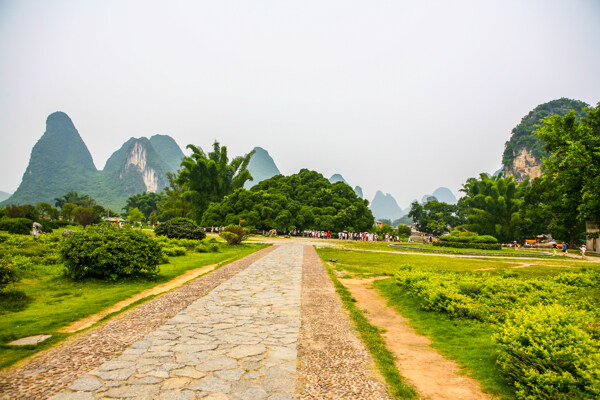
[502,98,589,181]
[370,190,403,220]
[2,112,184,210]
[354,186,363,198]
[432,187,457,204]
[0,191,12,202]
[328,174,348,184]
[244,147,281,189]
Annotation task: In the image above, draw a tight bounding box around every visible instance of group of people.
[552,242,587,257]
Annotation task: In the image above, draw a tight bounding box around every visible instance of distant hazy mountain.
[0,191,12,202]
[244,147,281,189]
[354,186,363,198]
[329,174,348,184]
[432,187,457,204]
[2,112,184,210]
[370,190,403,220]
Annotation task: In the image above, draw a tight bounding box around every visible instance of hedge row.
[439,234,498,244]
[433,241,501,251]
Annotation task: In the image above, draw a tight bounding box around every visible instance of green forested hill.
[502,98,589,168]
[2,112,184,211]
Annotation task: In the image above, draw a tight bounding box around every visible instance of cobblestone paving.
[49,244,303,400]
[0,245,276,400]
[296,246,392,399]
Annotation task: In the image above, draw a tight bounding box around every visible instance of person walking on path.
[562,243,568,254]
[581,244,587,258]
[552,243,558,256]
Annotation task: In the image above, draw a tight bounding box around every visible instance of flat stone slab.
[8,334,52,346]
[50,244,303,399]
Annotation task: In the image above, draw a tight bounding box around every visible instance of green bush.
[494,304,600,399]
[433,241,502,251]
[155,218,206,240]
[439,233,498,244]
[195,242,220,253]
[60,225,161,279]
[0,232,9,243]
[219,225,247,245]
[0,218,33,235]
[0,259,19,289]
[161,245,187,257]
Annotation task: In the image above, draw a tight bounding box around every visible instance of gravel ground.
[296,245,393,399]
[0,245,276,400]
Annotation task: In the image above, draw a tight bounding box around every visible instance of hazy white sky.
[1,0,599,207]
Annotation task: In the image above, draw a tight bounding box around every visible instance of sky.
[1,0,599,208]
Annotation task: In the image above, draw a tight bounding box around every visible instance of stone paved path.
[50,244,303,400]
[0,246,276,400]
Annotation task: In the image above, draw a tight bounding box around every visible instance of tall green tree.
[178,142,254,222]
[408,200,461,236]
[530,103,600,245]
[158,172,192,221]
[457,173,527,242]
[54,192,96,208]
[122,192,166,219]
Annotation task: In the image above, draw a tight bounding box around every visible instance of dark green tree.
[530,103,600,245]
[178,142,254,222]
[457,173,527,242]
[122,192,166,219]
[201,169,374,232]
[408,200,460,236]
[54,192,96,208]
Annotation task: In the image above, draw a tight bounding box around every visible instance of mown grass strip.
[325,264,417,399]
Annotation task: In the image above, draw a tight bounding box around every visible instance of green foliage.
[527,103,600,245]
[161,245,187,257]
[502,98,589,168]
[155,218,206,240]
[177,142,254,222]
[219,225,247,245]
[0,217,33,235]
[494,304,600,399]
[0,259,19,289]
[73,207,95,228]
[458,173,528,242]
[59,225,161,279]
[126,207,145,227]
[123,192,165,219]
[408,200,461,235]
[433,241,502,250]
[396,224,411,237]
[54,191,96,208]
[392,264,600,397]
[429,231,506,251]
[202,169,374,232]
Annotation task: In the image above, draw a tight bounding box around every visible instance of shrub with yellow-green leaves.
[494,304,600,399]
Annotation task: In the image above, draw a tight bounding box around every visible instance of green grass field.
[316,244,600,399]
[0,238,267,369]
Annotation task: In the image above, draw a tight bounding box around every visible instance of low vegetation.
[318,245,600,399]
[154,217,206,240]
[0,226,267,369]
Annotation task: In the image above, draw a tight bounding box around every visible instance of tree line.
[409,102,600,245]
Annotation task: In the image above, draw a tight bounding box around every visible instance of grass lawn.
[0,242,267,369]
[341,240,558,256]
[316,246,600,399]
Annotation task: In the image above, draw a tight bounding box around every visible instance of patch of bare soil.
[342,277,494,400]
[59,261,224,333]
